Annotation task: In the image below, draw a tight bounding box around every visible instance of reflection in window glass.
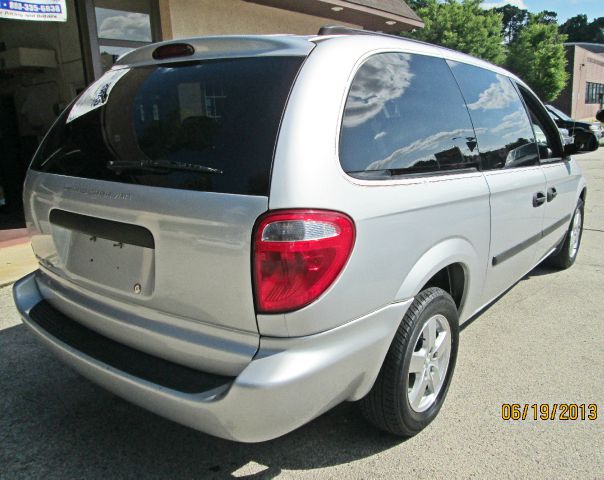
[585,82,604,104]
[95,7,152,42]
[30,57,305,196]
[340,53,479,178]
[448,61,538,170]
[99,45,135,72]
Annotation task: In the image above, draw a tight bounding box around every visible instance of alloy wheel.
[407,314,452,413]
[569,209,582,259]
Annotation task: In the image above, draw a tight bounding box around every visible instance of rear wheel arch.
[395,238,479,316]
[420,263,466,312]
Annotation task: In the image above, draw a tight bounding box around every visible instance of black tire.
[360,287,459,437]
[586,134,599,151]
[547,199,584,270]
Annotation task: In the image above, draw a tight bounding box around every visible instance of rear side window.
[448,61,539,170]
[30,56,304,196]
[339,53,479,179]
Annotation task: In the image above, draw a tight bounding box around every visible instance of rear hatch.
[24,39,308,373]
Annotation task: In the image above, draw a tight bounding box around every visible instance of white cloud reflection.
[467,75,517,111]
[343,53,414,128]
[367,127,482,170]
[491,110,527,137]
[96,8,152,42]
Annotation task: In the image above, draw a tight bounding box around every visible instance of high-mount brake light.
[253,210,355,314]
[152,43,195,60]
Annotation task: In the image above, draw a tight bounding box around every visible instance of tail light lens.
[253,210,355,314]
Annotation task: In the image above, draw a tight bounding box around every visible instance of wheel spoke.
[409,375,429,410]
[425,319,437,351]
[569,210,582,258]
[409,350,427,373]
[433,331,448,356]
[429,365,442,392]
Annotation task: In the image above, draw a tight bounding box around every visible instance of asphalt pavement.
[1,151,602,479]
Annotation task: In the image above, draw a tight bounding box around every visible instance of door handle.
[547,187,557,202]
[533,191,546,207]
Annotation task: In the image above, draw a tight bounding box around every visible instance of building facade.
[553,43,604,120]
[0,0,421,216]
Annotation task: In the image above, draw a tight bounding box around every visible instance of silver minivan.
[13,27,587,442]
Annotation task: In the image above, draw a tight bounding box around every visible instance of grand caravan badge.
[66,68,130,124]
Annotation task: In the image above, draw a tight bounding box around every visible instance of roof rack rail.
[318,25,382,37]
[316,25,456,53]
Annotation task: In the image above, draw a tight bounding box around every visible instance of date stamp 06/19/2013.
[501,403,598,421]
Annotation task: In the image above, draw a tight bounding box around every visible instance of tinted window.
[448,61,539,170]
[31,56,304,196]
[339,53,479,178]
[547,105,571,121]
[517,85,564,159]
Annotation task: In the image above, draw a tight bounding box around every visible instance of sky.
[481,0,604,23]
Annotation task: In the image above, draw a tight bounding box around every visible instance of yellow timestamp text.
[501,403,598,421]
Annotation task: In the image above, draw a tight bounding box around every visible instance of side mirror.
[565,131,599,156]
[537,143,552,159]
[563,143,579,157]
[596,110,604,123]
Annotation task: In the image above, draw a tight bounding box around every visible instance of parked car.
[546,104,601,150]
[14,27,588,442]
[534,124,573,147]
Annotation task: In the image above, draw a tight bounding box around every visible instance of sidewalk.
[0,229,37,288]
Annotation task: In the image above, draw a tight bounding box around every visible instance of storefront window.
[95,7,152,42]
[93,0,157,72]
[585,82,604,105]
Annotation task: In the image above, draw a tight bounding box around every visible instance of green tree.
[494,4,528,43]
[535,10,558,25]
[507,19,568,101]
[405,0,506,64]
[559,15,604,43]
[406,0,430,9]
[490,6,556,44]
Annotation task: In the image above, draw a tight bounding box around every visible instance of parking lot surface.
[1,152,602,479]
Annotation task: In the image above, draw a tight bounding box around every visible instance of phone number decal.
[501,403,598,421]
[5,1,61,13]
[0,1,66,21]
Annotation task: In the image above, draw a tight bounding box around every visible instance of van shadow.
[460,263,559,332]
[521,264,560,278]
[0,323,404,479]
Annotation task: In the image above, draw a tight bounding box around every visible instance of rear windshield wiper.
[106,160,223,174]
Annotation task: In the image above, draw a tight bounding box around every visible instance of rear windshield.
[30,56,304,196]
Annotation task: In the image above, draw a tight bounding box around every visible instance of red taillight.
[253,210,355,314]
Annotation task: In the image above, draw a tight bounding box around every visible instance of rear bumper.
[14,271,411,442]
